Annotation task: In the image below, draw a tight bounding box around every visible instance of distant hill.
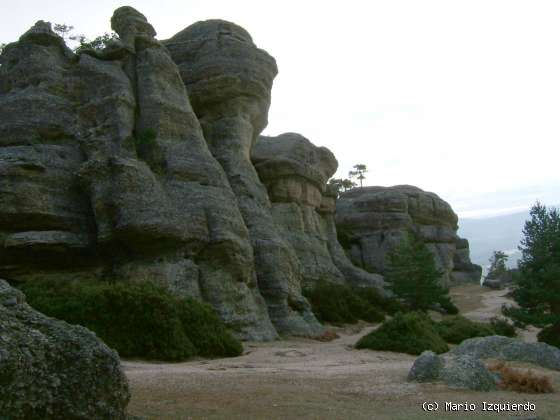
[458,210,530,271]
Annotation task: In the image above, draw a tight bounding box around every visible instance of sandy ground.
[125,284,560,419]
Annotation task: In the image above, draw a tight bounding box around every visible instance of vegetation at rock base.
[435,315,496,344]
[385,233,457,314]
[502,202,560,348]
[303,281,388,325]
[488,362,554,394]
[17,279,242,361]
[489,317,517,338]
[355,312,449,355]
[537,323,560,349]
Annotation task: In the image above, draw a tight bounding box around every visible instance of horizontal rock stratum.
[336,185,482,285]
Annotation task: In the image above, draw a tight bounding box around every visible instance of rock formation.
[0,6,480,344]
[336,185,481,286]
[0,280,130,418]
[251,133,384,290]
[1,8,385,340]
[0,9,275,340]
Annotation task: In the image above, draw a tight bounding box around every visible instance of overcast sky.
[2,0,559,218]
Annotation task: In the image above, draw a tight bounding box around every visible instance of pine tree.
[348,164,367,188]
[505,202,560,329]
[385,233,452,311]
[486,250,509,280]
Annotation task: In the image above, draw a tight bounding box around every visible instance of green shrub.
[354,286,404,315]
[355,312,449,355]
[303,281,385,325]
[438,295,459,315]
[538,323,560,349]
[435,315,495,344]
[490,317,517,337]
[178,297,243,357]
[18,279,242,361]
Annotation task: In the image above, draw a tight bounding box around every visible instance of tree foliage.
[486,250,509,280]
[74,32,120,53]
[348,164,368,188]
[503,202,560,332]
[385,233,454,312]
[327,178,356,196]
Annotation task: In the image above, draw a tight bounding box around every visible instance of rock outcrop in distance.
[336,185,482,286]
[0,280,130,418]
[0,7,380,340]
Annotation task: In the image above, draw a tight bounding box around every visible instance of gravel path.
[126,284,560,419]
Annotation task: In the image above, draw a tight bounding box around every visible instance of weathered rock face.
[452,238,483,284]
[252,133,384,290]
[165,21,324,336]
[449,336,560,371]
[0,279,130,418]
[408,351,497,391]
[336,185,481,286]
[0,9,276,341]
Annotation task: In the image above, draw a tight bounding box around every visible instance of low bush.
[303,281,385,325]
[537,323,560,349]
[355,312,449,355]
[488,362,554,393]
[435,315,495,344]
[353,286,404,315]
[437,295,459,314]
[18,279,242,361]
[490,317,517,338]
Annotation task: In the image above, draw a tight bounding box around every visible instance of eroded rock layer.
[336,185,481,286]
[165,21,323,336]
[0,9,276,340]
[252,133,384,290]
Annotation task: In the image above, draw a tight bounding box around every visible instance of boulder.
[449,336,560,371]
[0,279,130,418]
[408,351,497,391]
[336,185,481,286]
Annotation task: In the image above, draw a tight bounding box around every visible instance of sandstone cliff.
[0,7,382,340]
[336,185,482,286]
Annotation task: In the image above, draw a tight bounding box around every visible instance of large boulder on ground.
[408,351,497,391]
[0,280,130,418]
[449,336,560,371]
[336,185,481,286]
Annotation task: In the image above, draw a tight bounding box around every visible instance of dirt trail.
[126,284,559,419]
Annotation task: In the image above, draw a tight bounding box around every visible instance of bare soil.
[126,284,560,419]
